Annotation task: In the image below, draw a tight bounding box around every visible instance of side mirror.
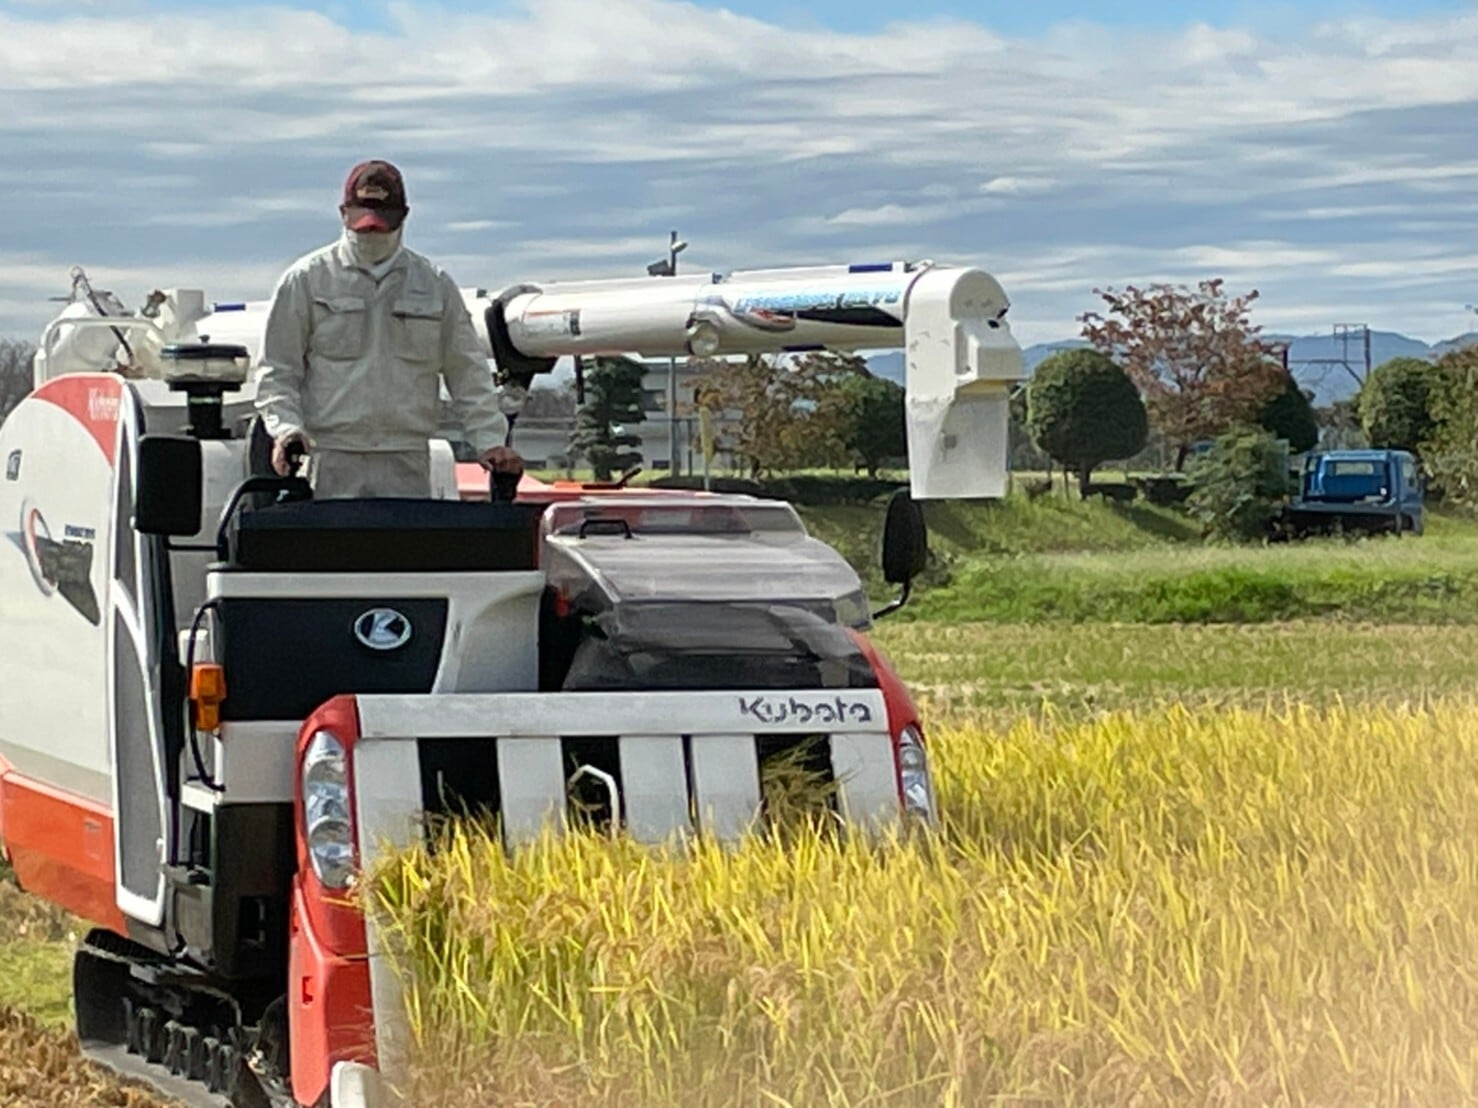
[135,435,203,537]
[875,490,928,619]
[882,490,928,584]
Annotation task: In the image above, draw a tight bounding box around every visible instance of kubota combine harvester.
[0,259,1022,1106]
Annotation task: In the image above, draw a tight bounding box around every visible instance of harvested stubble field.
[870,620,1478,724]
[0,871,169,1105]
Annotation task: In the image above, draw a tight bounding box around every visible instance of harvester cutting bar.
[348,688,898,854]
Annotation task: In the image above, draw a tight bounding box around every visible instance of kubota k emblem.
[353,608,412,652]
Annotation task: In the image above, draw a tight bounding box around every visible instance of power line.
[1275,322,1371,392]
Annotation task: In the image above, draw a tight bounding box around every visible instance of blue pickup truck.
[1285,449,1424,536]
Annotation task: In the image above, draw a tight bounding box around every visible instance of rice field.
[1,610,1475,1106]
[869,620,1478,724]
[370,697,1478,1107]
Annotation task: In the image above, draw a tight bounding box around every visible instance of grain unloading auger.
[0,260,1022,1107]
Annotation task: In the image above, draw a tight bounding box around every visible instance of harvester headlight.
[307,819,356,889]
[896,725,935,823]
[302,731,355,889]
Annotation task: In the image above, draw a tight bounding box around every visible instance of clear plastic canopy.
[541,496,871,625]
[540,496,876,691]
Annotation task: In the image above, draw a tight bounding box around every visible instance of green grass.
[0,943,74,1028]
[801,490,1199,571]
[909,514,1478,624]
[804,498,1478,624]
[0,871,78,1027]
[638,469,1478,627]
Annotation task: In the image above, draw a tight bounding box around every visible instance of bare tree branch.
[0,339,36,426]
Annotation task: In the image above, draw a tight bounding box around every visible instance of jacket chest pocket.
[309,296,367,359]
[391,297,442,364]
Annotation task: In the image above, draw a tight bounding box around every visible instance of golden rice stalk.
[368,700,1478,1107]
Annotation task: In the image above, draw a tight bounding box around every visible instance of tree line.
[1021,280,1320,499]
[568,352,907,482]
[1016,280,1478,494]
[1357,350,1478,510]
[0,339,32,423]
[6,291,1478,516]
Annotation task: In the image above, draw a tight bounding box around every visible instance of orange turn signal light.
[190,663,226,732]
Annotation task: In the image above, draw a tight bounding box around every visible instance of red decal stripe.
[33,375,123,467]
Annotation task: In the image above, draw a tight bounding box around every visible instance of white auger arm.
[33,260,1024,499]
[484,262,1023,499]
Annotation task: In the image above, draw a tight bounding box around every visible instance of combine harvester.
[0,259,1022,1107]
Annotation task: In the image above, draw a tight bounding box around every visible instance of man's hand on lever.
[479,445,524,503]
[272,431,311,476]
[478,445,524,475]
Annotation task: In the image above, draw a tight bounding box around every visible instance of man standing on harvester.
[255,159,522,498]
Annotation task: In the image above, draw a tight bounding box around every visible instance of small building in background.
[438,357,743,474]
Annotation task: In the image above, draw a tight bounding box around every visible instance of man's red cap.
[341,160,408,232]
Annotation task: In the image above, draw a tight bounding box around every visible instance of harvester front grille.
[351,690,898,854]
[414,732,849,844]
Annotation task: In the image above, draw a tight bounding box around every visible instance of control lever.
[283,438,309,476]
[490,470,520,503]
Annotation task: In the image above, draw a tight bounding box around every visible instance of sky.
[2,0,1478,348]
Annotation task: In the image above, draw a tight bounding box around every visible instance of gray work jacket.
[255,236,507,453]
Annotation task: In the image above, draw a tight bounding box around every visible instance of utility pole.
[647,230,687,474]
[1283,323,1371,393]
[1331,323,1371,387]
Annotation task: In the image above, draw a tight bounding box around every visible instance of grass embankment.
[802,493,1478,624]
[373,700,1478,1106]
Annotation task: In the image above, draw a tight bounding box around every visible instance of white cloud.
[826,204,951,227]
[443,220,519,233]
[1171,243,1341,270]
[980,177,1056,195]
[0,0,1475,352]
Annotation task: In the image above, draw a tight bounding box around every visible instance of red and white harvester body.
[0,260,1021,1106]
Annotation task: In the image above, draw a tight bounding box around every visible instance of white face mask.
[345,226,402,267]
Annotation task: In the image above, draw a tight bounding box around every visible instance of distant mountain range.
[866,331,1478,407]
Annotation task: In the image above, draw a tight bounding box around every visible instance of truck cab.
[1289,449,1424,536]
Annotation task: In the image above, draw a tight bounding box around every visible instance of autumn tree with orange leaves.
[1080,280,1284,469]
